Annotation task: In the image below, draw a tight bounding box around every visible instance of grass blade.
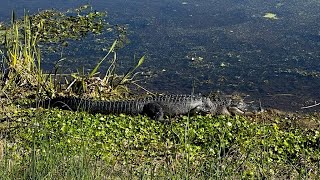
[120,55,145,84]
[89,40,117,78]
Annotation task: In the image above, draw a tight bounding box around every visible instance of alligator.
[35,94,249,121]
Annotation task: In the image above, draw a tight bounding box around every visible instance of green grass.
[1,108,320,179]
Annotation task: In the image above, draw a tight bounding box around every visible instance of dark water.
[1,0,320,112]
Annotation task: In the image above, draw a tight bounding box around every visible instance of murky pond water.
[1,0,320,112]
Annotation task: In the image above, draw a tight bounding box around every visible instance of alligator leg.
[142,102,164,121]
[189,106,204,115]
[214,106,231,115]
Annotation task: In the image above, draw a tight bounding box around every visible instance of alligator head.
[226,95,248,115]
[208,94,249,116]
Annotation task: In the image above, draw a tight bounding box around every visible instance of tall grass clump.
[1,11,54,99]
[68,39,146,99]
[0,8,145,100]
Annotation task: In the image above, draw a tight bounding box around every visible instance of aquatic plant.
[28,5,107,43]
[0,6,144,100]
[68,39,146,99]
[1,11,54,99]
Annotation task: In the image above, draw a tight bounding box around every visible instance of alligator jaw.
[228,107,245,115]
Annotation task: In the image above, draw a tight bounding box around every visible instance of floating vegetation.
[279,68,320,78]
[263,12,279,20]
[185,53,204,62]
[276,2,285,8]
[26,5,107,43]
[220,62,229,67]
[0,5,128,49]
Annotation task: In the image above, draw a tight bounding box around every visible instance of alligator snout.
[228,106,245,115]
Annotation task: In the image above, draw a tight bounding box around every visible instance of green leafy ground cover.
[1,108,320,179]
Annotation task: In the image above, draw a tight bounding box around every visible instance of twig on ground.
[301,101,320,109]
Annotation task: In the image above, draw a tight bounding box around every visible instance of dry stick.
[301,102,320,109]
[131,82,156,96]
